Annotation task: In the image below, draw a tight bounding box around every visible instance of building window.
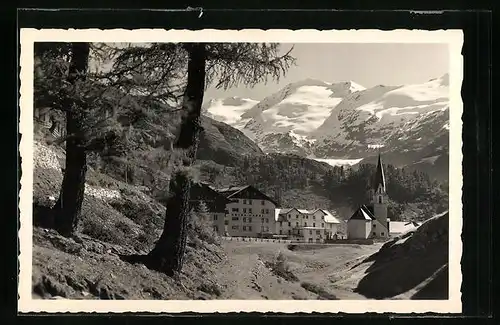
[288,222,291,226]
[265,218,269,223]
[304,222,308,227]
[321,223,324,228]
[373,232,376,236]
[232,226,239,230]
[279,230,282,235]
[249,218,252,223]
[373,224,376,228]
[232,208,239,212]
[308,238,312,243]
[261,208,265,213]
[249,226,252,231]
[296,222,299,227]
[265,209,269,214]
[261,219,264,223]
[249,208,252,213]
[316,230,320,235]
[309,230,312,235]
[313,223,316,227]
[243,208,247,213]
[243,226,247,231]
[288,230,291,235]
[379,196,382,204]
[313,215,316,220]
[261,200,265,205]
[279,221,282,227]
[305,215,308,219]
[224,221,228,225]
[214,226,218,232]
[213,215,218,221]
[249,199,252,204]
[296,215,299,219]
[287,214,290,219]
[243,217,247,222]
[381,232,384,236]
[232,217,239,221]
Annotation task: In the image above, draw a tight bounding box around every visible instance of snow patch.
[312,158,363,167]
[84,184,121,200]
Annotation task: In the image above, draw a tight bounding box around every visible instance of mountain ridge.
[203,74,450,180]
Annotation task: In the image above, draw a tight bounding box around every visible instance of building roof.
[315,209,341,224]
[389,221,421,234]
[275,207,341,223]
[373,153,386,191]
[214,184,279,206]
[215,185,250,197]
[349,205,376,221]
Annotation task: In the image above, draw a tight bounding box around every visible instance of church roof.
[372,154,386,191]
[349,205,376,221]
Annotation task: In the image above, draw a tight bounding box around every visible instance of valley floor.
[31,227,383,301]
[215,241,383,300]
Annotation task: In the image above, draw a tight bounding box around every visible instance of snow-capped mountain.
[240,78,365,139]
[202,74,450,178]
[312,73,449,157]
[202,96,258,130]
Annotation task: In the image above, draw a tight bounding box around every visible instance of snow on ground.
[312,157,363,167]
[84,184,121,200]
[419,155,440,165]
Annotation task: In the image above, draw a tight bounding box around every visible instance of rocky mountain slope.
[203,74,450,179]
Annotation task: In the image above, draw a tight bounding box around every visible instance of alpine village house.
[189,184,341,243]
[190,153,395,243]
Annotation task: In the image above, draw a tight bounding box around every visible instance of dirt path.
[214,241,382,300]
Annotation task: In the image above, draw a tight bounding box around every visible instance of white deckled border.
[19,28,463,314]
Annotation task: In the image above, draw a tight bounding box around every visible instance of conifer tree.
[114,42,295,275]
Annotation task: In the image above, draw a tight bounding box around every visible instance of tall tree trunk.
[53,43,90,237]
[148,43,206,275]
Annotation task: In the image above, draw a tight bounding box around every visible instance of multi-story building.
[213,185,278,238]
[275,208,341,243]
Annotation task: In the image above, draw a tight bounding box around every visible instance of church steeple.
[372,153,386,193]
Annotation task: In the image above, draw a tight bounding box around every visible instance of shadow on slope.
[354,211,449,299]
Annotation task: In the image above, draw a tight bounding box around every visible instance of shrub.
[81,217,124,245]
[188,202,220,246]
[134,221,159,251]
[114,220,133,235]
[265,252,299,282]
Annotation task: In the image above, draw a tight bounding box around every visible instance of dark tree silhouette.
[35,42,185,237]
[113,42,295,275]
[51,42,91,236]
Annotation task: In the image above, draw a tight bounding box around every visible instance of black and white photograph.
[19,29,463,313]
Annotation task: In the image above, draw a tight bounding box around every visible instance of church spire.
[372,153,386,192]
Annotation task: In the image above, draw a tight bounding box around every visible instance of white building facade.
[275,208,341,243]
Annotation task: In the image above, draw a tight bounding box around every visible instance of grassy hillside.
[33,140,227,299]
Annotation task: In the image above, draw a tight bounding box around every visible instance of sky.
[204,43,449,102]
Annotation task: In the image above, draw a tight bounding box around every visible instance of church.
[347,154,390,239]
